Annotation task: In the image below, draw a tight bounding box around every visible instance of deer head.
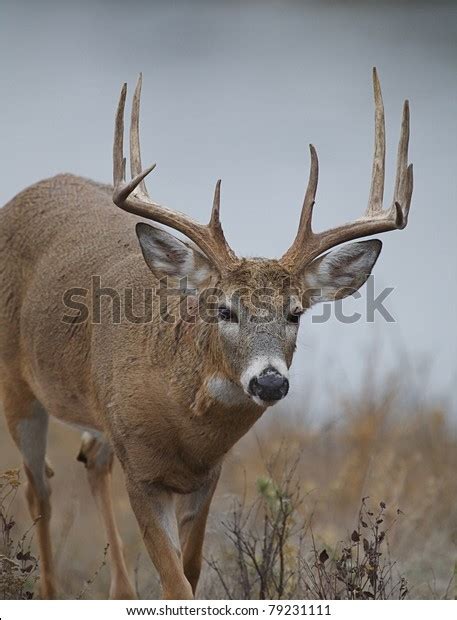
[113,69,413,407]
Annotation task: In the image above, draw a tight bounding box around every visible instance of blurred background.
[1,0,456,600]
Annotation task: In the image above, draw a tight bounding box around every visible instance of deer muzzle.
[248,367,289,404]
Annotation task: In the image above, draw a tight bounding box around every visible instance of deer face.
[137,223,382,406]
[212,260,299,405]
[213,242,382,405]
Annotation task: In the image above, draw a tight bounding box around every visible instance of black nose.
[248,367,289,403]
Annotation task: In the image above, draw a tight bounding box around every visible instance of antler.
[280,68,413,272]
[113,74,238,272]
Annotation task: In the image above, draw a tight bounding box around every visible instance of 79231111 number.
[268,604,332,616]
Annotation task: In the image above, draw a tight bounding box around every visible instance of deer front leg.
[176,468,221,595]
[77,433,136,600]
[3,392,56,599]
[125,479,193,599]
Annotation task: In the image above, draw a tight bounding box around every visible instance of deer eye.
[218,305,238,323]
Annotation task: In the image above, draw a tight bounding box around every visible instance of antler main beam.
[280,68,413,272]
[113,74,238,272]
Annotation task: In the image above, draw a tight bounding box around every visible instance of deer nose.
[248,367,289,403]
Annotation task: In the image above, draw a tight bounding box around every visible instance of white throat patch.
[206,375,252,408]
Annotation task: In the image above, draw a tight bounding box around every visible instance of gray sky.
[1,0,456,418]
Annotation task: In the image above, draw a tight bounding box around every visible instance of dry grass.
[0,469,38,599]
[0,372,456,599]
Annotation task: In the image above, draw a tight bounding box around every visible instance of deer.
[0,69,412,600]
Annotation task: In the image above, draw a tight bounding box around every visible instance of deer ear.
[136,222,216,287]
[303,239,382,305]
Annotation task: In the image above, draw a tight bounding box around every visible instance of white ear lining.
[304,240,382,304]
[136,222,216,286]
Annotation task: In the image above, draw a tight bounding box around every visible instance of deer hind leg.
[125,479,193,600]
[2,388,56,599]
[77,432,135,599]
[176,469,221,596]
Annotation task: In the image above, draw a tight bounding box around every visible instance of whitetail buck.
[0,69,412,599]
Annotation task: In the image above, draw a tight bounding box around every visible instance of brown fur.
[0,174,291,599]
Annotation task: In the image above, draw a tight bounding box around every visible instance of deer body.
[0,172,268,475]
[0,174,272,598]
[0,70,413,599]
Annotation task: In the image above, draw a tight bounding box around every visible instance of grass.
[0,371,456,599]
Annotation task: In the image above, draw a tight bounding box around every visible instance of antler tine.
[114,81,156,200]
[208,179,236,259]
[130,73,149,198]
[394,100,409,203]
[113,83,127,188]
[112,78,238,272]
[393,100,413,228]
[301,144,319,232]
[366,67,386,216]
[210,179,222,227]
[296,145,319,240]
[280,68,413,272]
[279,144,319,267]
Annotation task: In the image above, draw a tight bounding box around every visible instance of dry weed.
[0,470,38,599]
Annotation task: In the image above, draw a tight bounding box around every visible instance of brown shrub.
[207,455,408,599]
